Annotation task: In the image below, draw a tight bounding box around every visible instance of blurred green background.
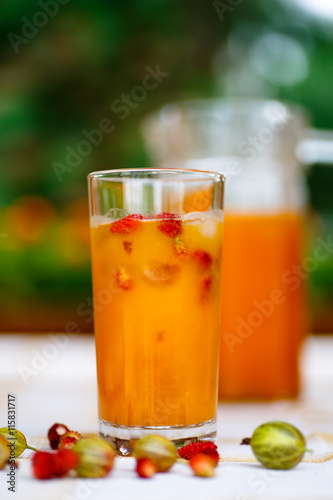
[0,0,333,332]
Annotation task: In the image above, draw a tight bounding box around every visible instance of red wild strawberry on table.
[50,449,80,478]
[32,452,54,480]
[32,449,79,479]
[58,431,81,449]
[48,423,70,450]
[178,440,219,466]
[189,454,216,478]
[136,457,157,479]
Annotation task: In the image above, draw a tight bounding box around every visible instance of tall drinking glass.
[88,168,225,455]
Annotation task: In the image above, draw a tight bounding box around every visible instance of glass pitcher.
[141,98,309,400]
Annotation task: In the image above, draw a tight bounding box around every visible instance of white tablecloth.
[0,333,332,500]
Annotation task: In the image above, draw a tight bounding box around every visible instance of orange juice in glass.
[88,168,225,455]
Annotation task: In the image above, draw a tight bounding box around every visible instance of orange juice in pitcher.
[219,211,306,400]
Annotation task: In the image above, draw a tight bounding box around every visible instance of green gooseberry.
[241,421,308,470]
[134,435,177,472]
[0,427,38,458]
[73,438,115,478]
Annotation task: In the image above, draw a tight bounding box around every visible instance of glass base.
[99,418,217,456]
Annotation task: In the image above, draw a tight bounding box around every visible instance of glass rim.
[87,167,225,183]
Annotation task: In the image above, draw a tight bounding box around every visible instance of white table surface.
[0,333,332,500]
